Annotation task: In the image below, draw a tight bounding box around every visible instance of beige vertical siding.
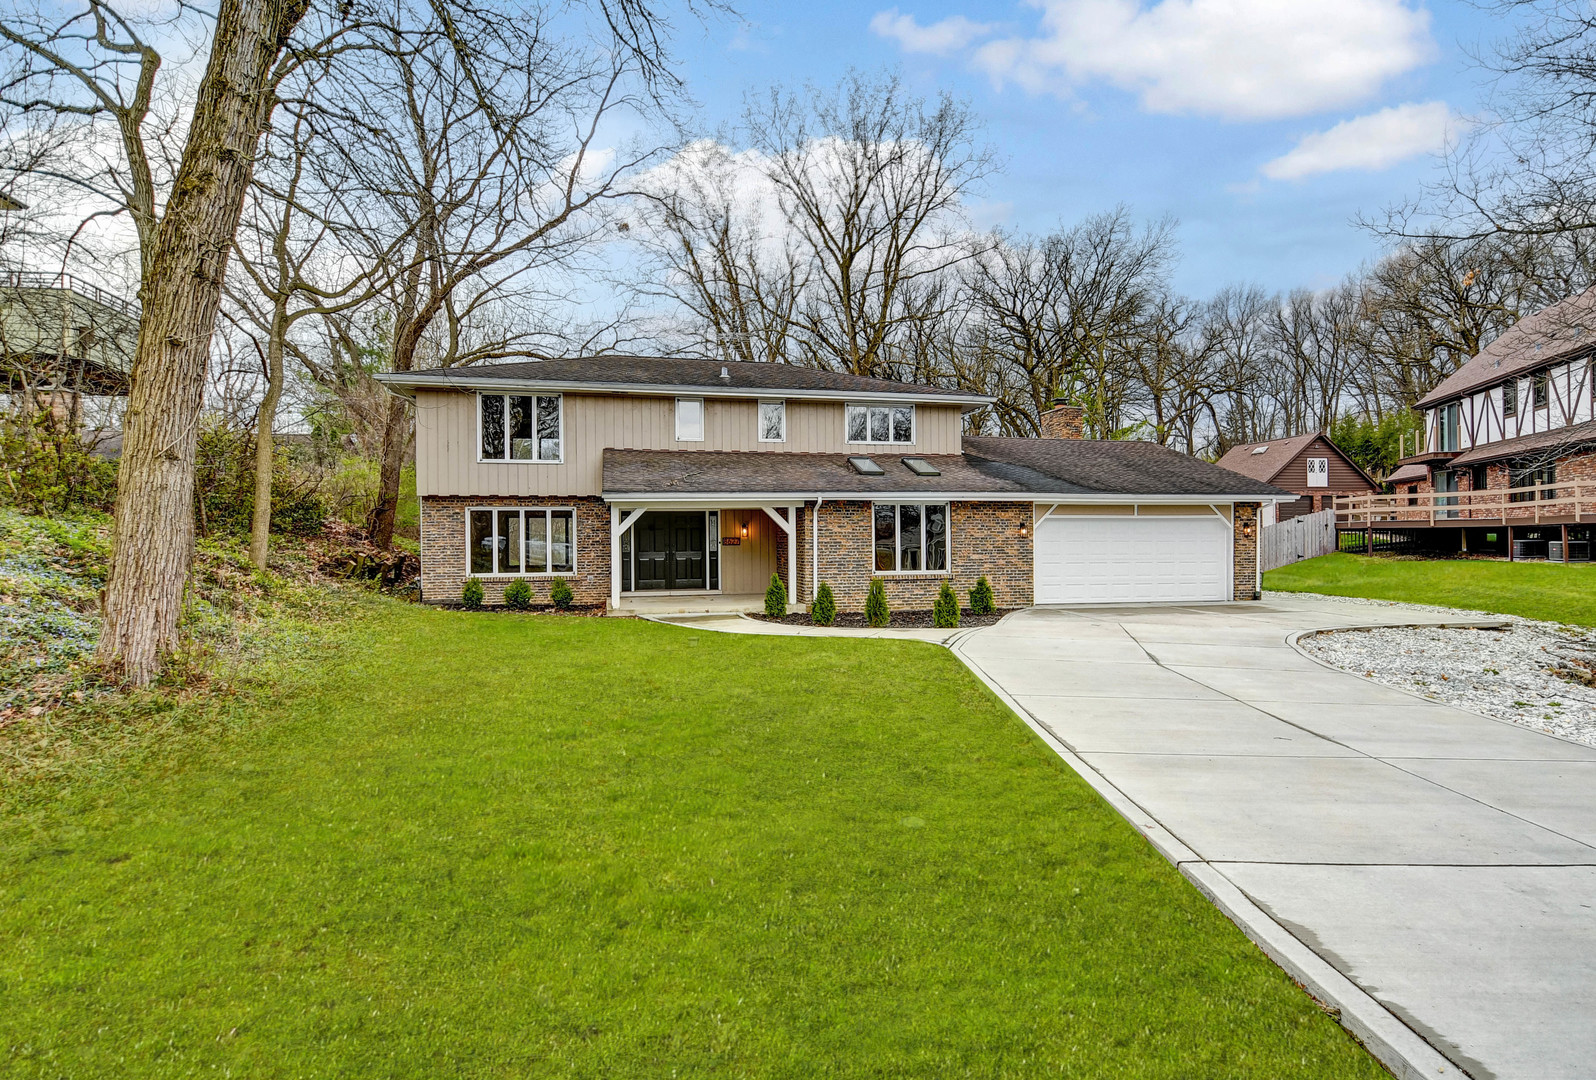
[415,389,966,497]
[718,509,780,593]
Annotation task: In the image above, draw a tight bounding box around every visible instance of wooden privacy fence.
[1260,509,1336,572]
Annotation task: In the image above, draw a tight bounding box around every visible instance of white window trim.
[476,392,565,464]
[758,399,786,443]
[871,501,950,576]
[846,403,916,446]
[675,396,705,442]
[467,506,579,577]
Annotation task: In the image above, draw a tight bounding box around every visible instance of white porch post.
[787,504,798,607]
[610,505,621,610]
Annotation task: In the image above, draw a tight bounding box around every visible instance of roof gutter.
[372,370,995,410]
[602,491,1295,505]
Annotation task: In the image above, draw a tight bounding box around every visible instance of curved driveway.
[954,599,1596,1080]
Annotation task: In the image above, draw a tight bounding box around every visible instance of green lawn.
[1,607,1383,1078]
[1266,552,1596,625]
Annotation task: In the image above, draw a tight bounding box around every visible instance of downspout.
[811,495,824,606]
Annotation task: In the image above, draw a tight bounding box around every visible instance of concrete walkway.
[954,598,1596,1080]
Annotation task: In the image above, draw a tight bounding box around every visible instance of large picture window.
[847,404,914,444]
[873,503,947,572]
[1509,464,1557,502]
[469,508,576,575]
[480,394,561,462]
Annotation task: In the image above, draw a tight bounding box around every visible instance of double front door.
[632,511,708,590]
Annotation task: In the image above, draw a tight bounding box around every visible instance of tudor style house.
[1216,432,1378,525]
[376,357,1288,612]
[1340,287,1596,560]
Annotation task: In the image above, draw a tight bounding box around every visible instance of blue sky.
[666,0,1500,297]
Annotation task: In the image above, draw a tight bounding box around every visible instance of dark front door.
[631,512,707,590]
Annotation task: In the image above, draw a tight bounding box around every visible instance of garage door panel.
[1036,515,1231,604]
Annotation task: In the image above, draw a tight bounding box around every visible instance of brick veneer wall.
[812,500,1033,611]
[420,495,611,606]
[1396,451,1595,521]
[1233,502,1260,601]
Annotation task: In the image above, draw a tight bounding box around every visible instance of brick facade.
[1397,449,1595,521]
[419,495,611,606]
[420,494,1253,610]
[809,500,1033,611]
[1232,502,1260,600]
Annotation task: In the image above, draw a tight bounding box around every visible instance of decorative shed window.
[480,393,561,462]
[469,508,575,575]
[1306,457,1328,488]
[759,400,786,442]
[873,503,947,573]
[847,404,914,444]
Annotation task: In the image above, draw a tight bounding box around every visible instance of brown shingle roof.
[1214,432,1322,482]
[377,355,991,404]
[602,440,1292,498]
[1417,287,1596,407]
[1448,418,1596,466]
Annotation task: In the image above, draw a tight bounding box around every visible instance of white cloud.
[869,9,995,56]
[877,0,1434,121]
[1261,101,1456,180]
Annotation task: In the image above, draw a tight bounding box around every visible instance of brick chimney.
[1038,398,1085,439]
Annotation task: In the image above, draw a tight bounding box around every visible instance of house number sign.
[721,537,741,546]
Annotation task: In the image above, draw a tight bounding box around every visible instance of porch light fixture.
[1019,524,1028,537]
[848,455,885,476]
[741,522,748,537]
[1242,521,1255,539]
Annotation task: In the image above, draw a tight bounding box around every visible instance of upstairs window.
[1306,457,1328,488]
[759,399,786,442]
[480,393,561,462]
[1532,372,1549,409]
[1502,380,1517,418]
[676,397,705,441]
[847,404,914,444]
[1436,403,1461,452]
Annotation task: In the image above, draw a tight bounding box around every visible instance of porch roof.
[602,439,1294,501]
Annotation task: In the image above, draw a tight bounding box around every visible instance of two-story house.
[376,357,1288,611]
[1348,287,1596,559]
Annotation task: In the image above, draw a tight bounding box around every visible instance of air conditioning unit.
[1513,539,1547,560]
[1549,541,1591,562]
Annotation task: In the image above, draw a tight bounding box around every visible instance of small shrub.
[461,578,485,610]
[934,580,960,628]
[549,576,574,610]
[764,572,788,617]
[865,577,889,627]
[969,575,996,615]
[811,581,837,626]
[503,578,532,610]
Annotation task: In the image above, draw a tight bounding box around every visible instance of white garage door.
[1035,513,1232,604]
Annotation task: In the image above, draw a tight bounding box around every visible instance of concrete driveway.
[953,598,1596,1080]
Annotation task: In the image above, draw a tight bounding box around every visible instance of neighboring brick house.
[1348,286,1596,559]
[376,361,1290,611]
[1216,432,1378,524]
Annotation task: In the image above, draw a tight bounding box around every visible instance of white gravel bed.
[1273,592,1596,747]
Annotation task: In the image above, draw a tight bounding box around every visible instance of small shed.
[1216,432,1377,523]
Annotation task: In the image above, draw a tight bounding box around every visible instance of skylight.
[901,456,941,476]
[1251,445,1269,455]
[848,456,885,476]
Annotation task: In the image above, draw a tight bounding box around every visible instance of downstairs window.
[873,503,948,573]
[469,508,576,575]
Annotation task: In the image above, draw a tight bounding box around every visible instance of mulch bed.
[751,609,1015,629]
[436,604,608,616]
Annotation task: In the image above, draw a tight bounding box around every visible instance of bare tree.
[741,71,994,379]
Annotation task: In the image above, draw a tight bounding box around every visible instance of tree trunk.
[249,309,287,570]
[96,0,309,685]
[368,394,409,550]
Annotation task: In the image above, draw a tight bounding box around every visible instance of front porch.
[607,502,802,614]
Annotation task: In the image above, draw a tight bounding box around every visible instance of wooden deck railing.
[1334,479,1596,527]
